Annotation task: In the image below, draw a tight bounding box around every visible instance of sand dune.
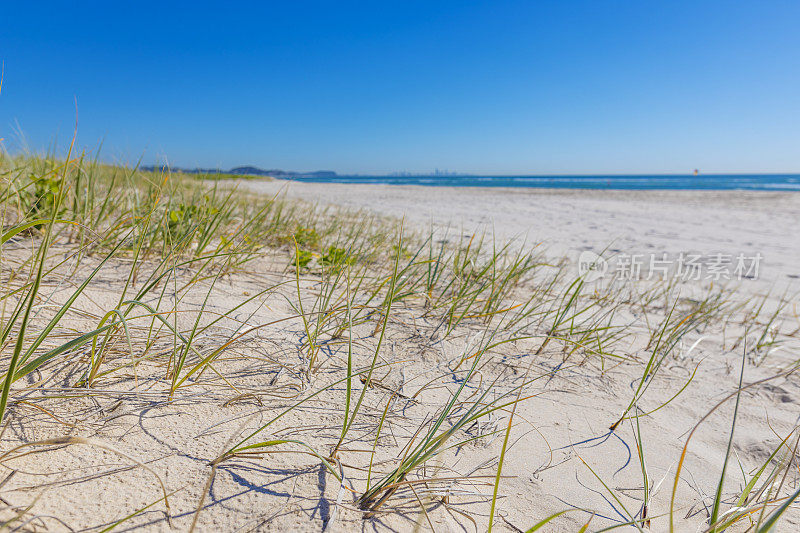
[2,173,799,531]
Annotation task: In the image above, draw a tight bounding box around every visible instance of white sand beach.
[2,178,799,532]
[7,2,800,531]
[246,180,800,284]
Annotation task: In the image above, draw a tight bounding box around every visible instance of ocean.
[280,173,800,191]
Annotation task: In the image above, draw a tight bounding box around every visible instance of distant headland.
[141,165,337,179]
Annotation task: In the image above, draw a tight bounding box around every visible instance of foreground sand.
[3,181,799,532]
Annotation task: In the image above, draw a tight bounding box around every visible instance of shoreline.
[260,172,800,192]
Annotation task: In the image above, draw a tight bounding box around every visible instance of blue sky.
[2,1,799,174]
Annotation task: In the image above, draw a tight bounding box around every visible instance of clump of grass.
[668,349,800,532]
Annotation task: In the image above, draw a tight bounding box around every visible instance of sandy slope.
[2,183,799,532]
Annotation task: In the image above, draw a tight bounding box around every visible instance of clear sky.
[2,1,799,175]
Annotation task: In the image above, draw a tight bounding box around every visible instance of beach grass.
[1,147,799,531]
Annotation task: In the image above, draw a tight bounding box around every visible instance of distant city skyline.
[2,1,800,174]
